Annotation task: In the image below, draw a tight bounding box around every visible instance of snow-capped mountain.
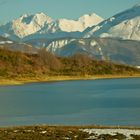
[0,13,103,41]
[0,13,52,40]
[84,4,140,41]
[12,13,52,38]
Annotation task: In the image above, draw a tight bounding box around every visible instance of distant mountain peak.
[78,13,103,28]
[78,13,103,21]
[4,13,52,38]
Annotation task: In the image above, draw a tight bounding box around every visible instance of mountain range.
[0,4,140,66]
[0,13,103,41]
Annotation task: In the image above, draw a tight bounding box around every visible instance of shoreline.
[0,125,139,139]
[1,124,140,129]
[0,74,140,86]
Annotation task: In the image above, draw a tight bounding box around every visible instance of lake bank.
[0,125,140,140]
[0,74,140,86]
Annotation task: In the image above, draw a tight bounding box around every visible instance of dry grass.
[0,125,139,140]
[0,74,140,86]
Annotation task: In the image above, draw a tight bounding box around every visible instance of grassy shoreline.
[0,74,140,86]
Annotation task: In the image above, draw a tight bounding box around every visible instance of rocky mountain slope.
[26,37,140,66]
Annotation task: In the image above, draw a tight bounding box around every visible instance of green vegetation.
[0,48,140,79]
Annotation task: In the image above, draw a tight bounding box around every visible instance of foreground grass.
[0,125,140,140]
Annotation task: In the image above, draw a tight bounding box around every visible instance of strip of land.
[0,48,140,85]
[0,74,140,86]
[0,125,139,140]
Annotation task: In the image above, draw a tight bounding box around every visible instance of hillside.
[26,37,140,66]
[0,48,139,80]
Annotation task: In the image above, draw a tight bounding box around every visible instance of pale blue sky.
[0,0,140,23]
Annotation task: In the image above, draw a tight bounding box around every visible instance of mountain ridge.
[0,12,103,40]
[1,4,140,41]
[84,4,140,40]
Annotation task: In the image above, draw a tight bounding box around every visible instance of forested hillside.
[0,48,139,79]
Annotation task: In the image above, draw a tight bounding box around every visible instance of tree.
[38,48,61,70]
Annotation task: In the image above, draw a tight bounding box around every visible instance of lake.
[0,78,140,126]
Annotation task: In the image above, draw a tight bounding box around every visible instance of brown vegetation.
[0,125,139,140]
[0,48,140,79]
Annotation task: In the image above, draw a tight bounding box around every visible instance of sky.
[0,0,140,23]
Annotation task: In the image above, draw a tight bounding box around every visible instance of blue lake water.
[0,78,140,126]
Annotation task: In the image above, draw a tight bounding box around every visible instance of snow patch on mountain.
[55,19,84,32]
[0,40,13,44]
[90,40,97,46]
[46,39,75,53]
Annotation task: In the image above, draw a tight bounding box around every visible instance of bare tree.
[38,48,61,70]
